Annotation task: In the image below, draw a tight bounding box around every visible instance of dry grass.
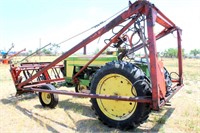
[0,57,200,132]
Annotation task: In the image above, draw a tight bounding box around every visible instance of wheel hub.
[41,92,51,104]
[96,74,137,120]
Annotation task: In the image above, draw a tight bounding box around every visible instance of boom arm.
[8,48,26,60]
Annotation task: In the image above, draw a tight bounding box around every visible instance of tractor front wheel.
[90,61,151,130]
[38,84,58,108]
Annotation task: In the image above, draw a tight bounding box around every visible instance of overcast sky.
[0,0,200,54]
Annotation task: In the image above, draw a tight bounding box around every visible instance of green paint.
[135,63,150,78]
[65,55,117,62]
[79,79,90,86]
[64,55,150,88]
[64,55,118,87]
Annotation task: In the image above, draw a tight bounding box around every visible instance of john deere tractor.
[10,0,182,130]
[64,54,118,93]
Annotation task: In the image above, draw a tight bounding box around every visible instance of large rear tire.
[90,61,151,130]
[38,84,58,108]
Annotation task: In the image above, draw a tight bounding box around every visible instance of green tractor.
[62,43,174,129]
[62,51,156,129]
[10,1,182,129]
[64,54,119,93]
[63,51,152,94]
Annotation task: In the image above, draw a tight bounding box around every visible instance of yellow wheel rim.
[41,92,51,104]
[96,74,137,121]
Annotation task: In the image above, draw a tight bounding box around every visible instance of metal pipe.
[17,43,52,63]
[177,28,183,84]
[146,7,160,110]
[24,88,152,103]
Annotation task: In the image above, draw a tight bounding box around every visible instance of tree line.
[160,48,200,58]
[18,47,200,58]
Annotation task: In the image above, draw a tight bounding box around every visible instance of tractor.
[10,0,183,130]
[0,44,26,64]
[0,44,14,64]
[64,55,118,93]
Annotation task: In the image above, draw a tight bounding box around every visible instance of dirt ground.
[0,58,200,133]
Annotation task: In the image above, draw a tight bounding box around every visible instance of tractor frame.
[10,0,183,113]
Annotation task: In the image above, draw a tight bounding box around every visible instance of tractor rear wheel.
[90,61,151,130]
[38,84,58,108]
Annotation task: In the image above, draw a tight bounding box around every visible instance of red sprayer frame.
[10,0,183,110]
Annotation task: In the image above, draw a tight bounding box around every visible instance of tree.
[42,48,52,55]
[162,48,185,58]
[163,48,177,58]
[190,49,200,57]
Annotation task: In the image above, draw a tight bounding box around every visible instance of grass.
[0,57,200,132]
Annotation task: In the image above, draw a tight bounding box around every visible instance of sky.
[0,0,200,54]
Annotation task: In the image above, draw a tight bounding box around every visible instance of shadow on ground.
[58,99,94,118]
[1,94,175,132]
[135,107,175,132]
[1,94,75,132]
[1,93,37,104]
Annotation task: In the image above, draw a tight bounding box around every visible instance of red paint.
[9,0,183,110]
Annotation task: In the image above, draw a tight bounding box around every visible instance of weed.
[186,90,192,94]
[184,110,189,117]
[158,116,167,124]
[152,115,166,124]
